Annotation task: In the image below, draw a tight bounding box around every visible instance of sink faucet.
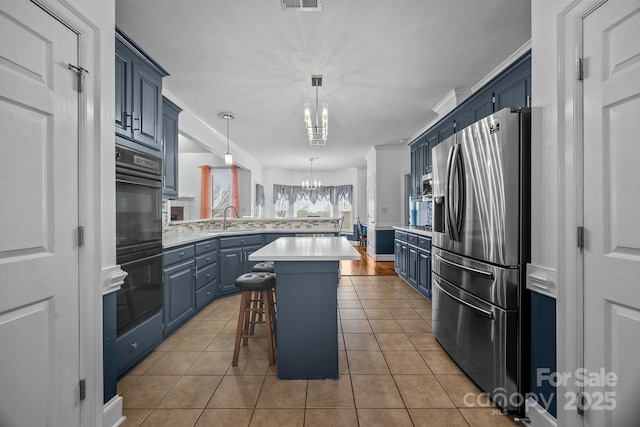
[223,205,239,230]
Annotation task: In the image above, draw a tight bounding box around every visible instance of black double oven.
[115,145,163,335]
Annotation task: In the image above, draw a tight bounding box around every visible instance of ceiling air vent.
[281,0,322,11]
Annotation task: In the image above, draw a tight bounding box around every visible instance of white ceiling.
[115,0,531,170]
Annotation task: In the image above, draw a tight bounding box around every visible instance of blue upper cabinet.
[409,51,530,177]
[115,29,169,157]
[162,97,182,199]
[492,53,532,111]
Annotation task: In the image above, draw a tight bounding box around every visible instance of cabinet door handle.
[133,115,140,131]
[131,342,138,349]
[179,252,185,257]
[124,113,132,130]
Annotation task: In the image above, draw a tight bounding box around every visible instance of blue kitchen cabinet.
[162,97,182,199]
[493,53,532,111]
[417,236,432,300]
[407,245,418,288]
[218,234,265,295]
[163,244,196,336]
[395,230,432,300]
[408,51,531,190]
[465,88,494,124]
[115,29,168,157]
[437,117,456,142]
[394,231,408,279]
[425,131,437,173]
[530,291,557,417]
[116,310,163,376]
[218,248,243,295]
[103,293,117,403]
[194,238,219,310]
[410,144,419,198]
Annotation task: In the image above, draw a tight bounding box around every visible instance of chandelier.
[218,112,235,165]
[304,75,328,146]
[302,157,321,189]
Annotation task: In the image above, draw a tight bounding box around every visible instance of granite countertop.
[392,225,433,237]
[248,236,361,261]
[163,228,340,249]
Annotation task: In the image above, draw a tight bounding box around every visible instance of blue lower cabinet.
[530,291,557,417]
[375,230,395,255]
[407,246,418,288]
[163,259,195,336]
[196,280,218,310]
[116,310,163,376]
[417,250,431,299]
[218,235,265,295]
[395,230,432,301]
[103,293,117,403]
[219,248,244,295]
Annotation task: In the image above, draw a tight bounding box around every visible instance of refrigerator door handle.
[433,251,495,280]
[435,281,495,319]
[445,146,456,240]
[453,144,465,239]
[447,144,465,241]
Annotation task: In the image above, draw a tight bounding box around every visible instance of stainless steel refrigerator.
[431,107,530,415]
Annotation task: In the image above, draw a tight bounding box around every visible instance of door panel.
[432,109,527,267]
[0,2,80,425]
[583,2,640,425]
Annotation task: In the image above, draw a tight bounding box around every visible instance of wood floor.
[339,245,397,276]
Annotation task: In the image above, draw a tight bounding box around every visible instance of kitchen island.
[248,237,360,379]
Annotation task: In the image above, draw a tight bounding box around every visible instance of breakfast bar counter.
[248,237,360,379]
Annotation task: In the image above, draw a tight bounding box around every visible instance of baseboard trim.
[525,397,557,427]
[103,395,125,427]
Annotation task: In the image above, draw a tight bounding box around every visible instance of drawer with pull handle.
[195,238,219,255]
[195,251,218,268]
[195,262,218,290]
[163,244,195,267]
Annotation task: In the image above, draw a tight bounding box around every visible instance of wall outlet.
[381,207,388,213]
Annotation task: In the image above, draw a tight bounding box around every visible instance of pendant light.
[302,157,321,189]
[304,75,328,146]
[218,112,235,165]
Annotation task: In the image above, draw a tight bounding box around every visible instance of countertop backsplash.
[163,217,341,235]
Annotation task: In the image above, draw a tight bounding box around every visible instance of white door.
[583,1,640,426]
[0,1,81,426]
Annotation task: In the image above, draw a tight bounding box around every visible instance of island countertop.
[248,236,361,261]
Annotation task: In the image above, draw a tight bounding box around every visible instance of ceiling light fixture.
[218,112,235,165]
[304,75,328,146]
[302,157,321,189]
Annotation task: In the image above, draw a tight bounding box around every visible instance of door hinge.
[78,226,85,247]
[79,379,86,401]
[576,57,584,81]
[577,226,584,249]
[68,63,89,92]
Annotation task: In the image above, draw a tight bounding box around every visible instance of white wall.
[237,167,251,217]
[374,145,410,227]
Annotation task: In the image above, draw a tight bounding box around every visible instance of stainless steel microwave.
[422,173,433,201]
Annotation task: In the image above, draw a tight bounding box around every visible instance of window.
[272,184,353,224]
[211,168,233,217]
[293,197,333,218]
[336,197,352,229]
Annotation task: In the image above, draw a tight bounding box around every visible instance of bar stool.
[232,272,277,366]
[252,262,276,315]
[252,261,274,273]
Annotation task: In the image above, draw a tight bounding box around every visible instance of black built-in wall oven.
[115,145,163,335]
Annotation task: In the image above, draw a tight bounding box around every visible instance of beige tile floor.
[118,275,521,427]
